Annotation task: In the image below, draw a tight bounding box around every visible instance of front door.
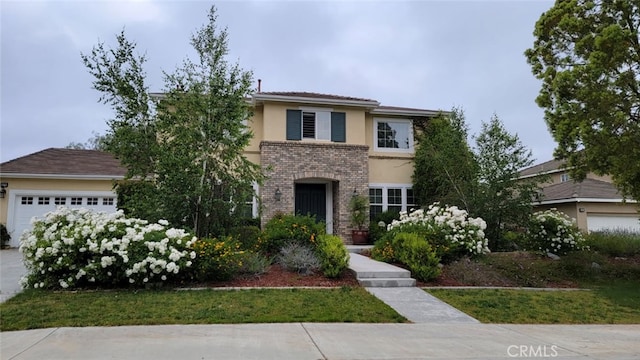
[295,183,326,223]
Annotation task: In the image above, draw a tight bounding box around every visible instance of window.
[368,185,414,220]
[369,188,383,220]
[560,173,571,183]
[21,196,33,205]
[103,198,114,206]
[70,197,82,205]
[87,197,98,205]
[54,197,66,205]
[387,189,402,213]
[38,197,50,205]
[374,118,413,151]
[286,109,345,142]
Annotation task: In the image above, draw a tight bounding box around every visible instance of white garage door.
[8,192,117,247]
[587,214,640,233]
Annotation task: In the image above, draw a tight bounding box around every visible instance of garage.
[1,148,127,248]
[587,214,640,233]
[7,191,118,247]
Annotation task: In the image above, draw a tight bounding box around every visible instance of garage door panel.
[587,214,640,233]
[9,194,117,247]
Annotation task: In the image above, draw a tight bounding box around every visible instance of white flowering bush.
[375,203,489,263]
[20,206,197,289]
[527,209,587,255]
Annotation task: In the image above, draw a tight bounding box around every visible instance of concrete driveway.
[1,249,25,303]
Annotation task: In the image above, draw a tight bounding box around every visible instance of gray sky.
[1,0,555,164]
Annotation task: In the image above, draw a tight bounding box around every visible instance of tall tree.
[155,7,262,236]
[66,131,110,151]
[472,115,541,250]
[525,0,640,201]
[82,6,262,237]
[412,108,477,210]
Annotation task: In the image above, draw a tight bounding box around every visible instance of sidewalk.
[3,323,639,359]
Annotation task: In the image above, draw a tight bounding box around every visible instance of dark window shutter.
[331,112,346,142]
[286,110,302,140]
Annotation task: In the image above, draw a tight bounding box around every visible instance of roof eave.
[0,173,125,181]
[534,197,637,205]
[370,108,442,117]
[252,93,380,108]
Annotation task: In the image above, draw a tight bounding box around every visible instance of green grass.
[0,287,406,331]
[427,282,640,324]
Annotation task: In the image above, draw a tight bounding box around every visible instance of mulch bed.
[203,264,360,288]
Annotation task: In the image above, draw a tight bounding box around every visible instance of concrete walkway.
[347,252,479,323]
[0,249,24,303]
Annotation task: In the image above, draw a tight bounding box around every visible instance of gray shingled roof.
[0,148,127,177]
[520,158,567,177]
[259,91,377,102]
[539,178,624,202]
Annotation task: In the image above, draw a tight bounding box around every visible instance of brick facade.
[260,141,369,243]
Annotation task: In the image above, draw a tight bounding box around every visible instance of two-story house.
[247,92,439,241]
[519,158,640,233]
[0,91,440,246]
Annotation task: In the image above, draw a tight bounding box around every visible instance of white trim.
[370,108,440,117]
[368,183,415,214]
[0,173,124,180]
[373,118,414,153]
[298,106,334,112]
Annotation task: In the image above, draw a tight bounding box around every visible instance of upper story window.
[374,118,413,152]
[560,173,571,183]
[286,109,346,142]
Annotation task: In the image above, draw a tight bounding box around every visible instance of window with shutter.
[287,109,345,142]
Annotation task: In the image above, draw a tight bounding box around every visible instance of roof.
[520,158,567,177]
[258,91,377,103]
[0,148,127,178]
[537,178,629,203]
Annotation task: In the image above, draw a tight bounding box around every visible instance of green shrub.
[315,235,350,278]
[0,223,10,248]
[260,213,325,255]
[191,236,244,281]
[368,211,400,243]
[391,232,442,282]
[371,236,396,263]
[386,204,489,263]
[586,230,640,257]
[276,242,320,275]
[238,251,272,277]
[229,225,261,251]
[527,209,588,255]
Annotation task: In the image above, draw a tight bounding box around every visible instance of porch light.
[352,189,358,198]
[0,182,7,199]
[274,187,282,201]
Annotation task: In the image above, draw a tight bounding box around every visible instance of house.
[519,158,640,233]
[0,91,440,246]
[0,148,127,247]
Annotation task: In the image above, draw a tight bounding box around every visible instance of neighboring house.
[0,91,440,246]
[519,158,640,233]
[0,148,126,247]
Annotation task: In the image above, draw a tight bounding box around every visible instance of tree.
[82,6,262,237]
[412,108,477,210]
[66,131,110,151]
[472,115,541,250]
[525,0,640,201]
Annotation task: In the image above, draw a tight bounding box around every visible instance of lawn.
[427,282,640,324]
[0,287,407,331]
